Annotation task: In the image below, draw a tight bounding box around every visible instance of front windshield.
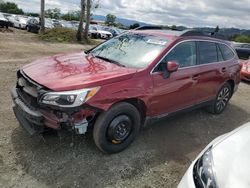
[90,32,168,68]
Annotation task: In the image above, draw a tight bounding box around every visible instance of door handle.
[221,67,227,73]
[192,74,200,80]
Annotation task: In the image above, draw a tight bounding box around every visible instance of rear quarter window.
[219,44,235,61]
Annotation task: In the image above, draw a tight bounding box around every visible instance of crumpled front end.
[11,70,98,136]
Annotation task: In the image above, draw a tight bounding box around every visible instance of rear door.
[149,41,200,116]
[195,41,232,102]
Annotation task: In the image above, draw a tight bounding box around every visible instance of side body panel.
[149,67,199,116]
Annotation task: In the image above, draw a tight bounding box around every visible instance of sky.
[7,0,250,29]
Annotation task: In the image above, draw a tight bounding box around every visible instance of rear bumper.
[12,87,44,135]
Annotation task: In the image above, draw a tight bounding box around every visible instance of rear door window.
[198,41,218,64]
[219,44,235,61]
[216,44,224,62]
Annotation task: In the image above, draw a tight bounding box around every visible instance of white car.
[89,25,113,39]
[179,122,250,188]
[13,16,29,29]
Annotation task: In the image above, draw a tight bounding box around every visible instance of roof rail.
[134,26,183,31]
[180,29,228,40]
[180,30,206,37]
[134,26,163,30]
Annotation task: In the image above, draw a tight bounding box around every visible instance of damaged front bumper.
[11,87,97,136]
[12,87,44,135]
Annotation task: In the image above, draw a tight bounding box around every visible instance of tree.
[129,23,140,29]
[25,12,40,17]
[45,8,61,19]
[40,0,45,34]
[61,11,80,21]
[77,0,86,41]
[0,1,24,14]
[84,0,91,40]
[105,14,116,26]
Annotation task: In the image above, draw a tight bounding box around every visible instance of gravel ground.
[0,29,250,188]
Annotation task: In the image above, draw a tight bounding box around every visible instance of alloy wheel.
[216,87,230,112]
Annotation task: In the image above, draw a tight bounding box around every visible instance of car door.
[195,41,229,102]
[149,41,200,117]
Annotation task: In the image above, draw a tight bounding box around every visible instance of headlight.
[39,87,100,107]
[193,147,217,188]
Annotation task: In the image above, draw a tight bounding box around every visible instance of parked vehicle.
[27,18,54,33]
[4,14,15,27]
[234,43,250,60]
[26,18,39,33]
[179,122,250,188]
[89,25,113,39]
[11,30,241,153]
[240,59,250,81]
[0,13,9,28]
[13,15,29,29]
[60,20,75,29]
[70,21,79,30]
[52,19,62,28]
[103,27,122,37]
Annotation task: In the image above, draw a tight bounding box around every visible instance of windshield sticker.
[146,39,167,46]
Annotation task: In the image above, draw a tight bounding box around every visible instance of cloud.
[6,0,250,29]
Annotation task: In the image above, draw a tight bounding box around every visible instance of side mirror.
[167,61,179,72]
[160,61,179,79]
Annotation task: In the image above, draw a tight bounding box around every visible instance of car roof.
[132,29,229,44]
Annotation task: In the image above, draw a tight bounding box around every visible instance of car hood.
[211,122,250,188]
[22,52,138,91]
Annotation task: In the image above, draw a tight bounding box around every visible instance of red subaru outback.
[12,30,241,153]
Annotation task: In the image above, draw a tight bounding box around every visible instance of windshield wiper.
[95,55,125,67]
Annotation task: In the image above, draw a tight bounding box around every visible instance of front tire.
[207,83,232,114]
[93,102,141,154]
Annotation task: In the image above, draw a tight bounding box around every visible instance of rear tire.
[206,83,232,114]
[93,102,141,154]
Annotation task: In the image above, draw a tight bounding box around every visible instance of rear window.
[198,41,218,64]
[219,44,235,61]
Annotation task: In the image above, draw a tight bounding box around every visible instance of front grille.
[16,71,40,109]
